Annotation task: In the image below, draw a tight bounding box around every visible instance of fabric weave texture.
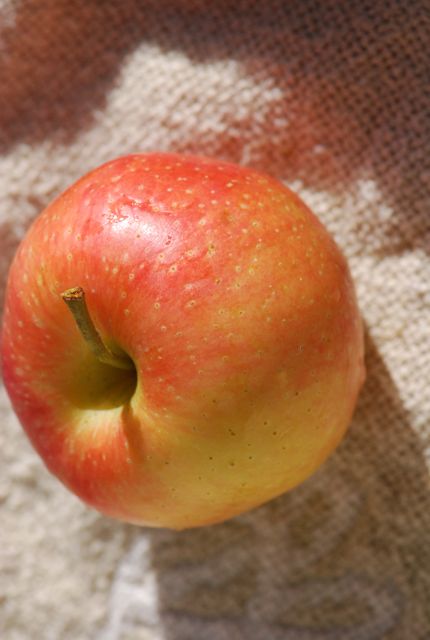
[0,1,429,638]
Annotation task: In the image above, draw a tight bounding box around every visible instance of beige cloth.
[1,1,429,638]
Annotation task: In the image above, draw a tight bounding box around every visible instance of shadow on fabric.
[145,330,430,638]
[1,3,428,634]
[0,0,427,258]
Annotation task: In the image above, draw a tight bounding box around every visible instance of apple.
[0,153,365,529]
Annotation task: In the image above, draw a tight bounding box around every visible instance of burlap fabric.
[1,1,429,638]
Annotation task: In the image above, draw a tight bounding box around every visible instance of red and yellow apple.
[1,153,365,529]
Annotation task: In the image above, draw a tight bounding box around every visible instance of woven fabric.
[1,1,429,638]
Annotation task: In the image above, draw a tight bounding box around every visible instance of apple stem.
[61,287,134,370]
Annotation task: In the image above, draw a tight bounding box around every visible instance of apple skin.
[1,153,365,529]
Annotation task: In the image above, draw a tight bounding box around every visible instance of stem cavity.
[61,286,134,370]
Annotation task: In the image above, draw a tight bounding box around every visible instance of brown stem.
[61,287,134,370]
